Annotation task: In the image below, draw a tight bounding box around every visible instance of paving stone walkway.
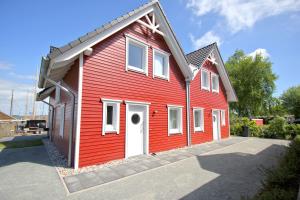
[64,137,248,193]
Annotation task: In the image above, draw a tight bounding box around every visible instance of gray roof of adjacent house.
[185,43,216,68]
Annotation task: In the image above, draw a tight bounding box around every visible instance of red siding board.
[79,22,187,167]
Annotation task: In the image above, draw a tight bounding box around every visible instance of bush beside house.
[252,136,300,200]
[231,116,300,139]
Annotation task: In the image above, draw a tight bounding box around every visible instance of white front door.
[212,110,221,140]
[127,105,146,157]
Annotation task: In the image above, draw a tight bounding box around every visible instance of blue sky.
[0,0,299,115]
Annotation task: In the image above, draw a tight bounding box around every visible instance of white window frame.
[153,48,170,81]
[201,68,210,91]
[211,73,219,93]
[193,107,204,132]
[59,104,65,138]
[167,105,183,135]
[221,110,226,126]
[55,81,61,103]
[102,98,122,135]
[125,35,148,75]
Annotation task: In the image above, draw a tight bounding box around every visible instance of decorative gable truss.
[137,13,164,36]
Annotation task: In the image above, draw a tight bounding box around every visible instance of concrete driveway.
[0,137,289,200]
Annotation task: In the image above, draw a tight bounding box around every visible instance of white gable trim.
[44,2,193,87]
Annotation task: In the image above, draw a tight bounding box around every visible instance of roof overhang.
[36,86,55,101]
[38,0,193,88]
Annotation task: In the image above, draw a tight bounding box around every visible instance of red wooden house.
[36,0,237,169]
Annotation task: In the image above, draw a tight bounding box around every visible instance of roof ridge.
[185,42,216,56]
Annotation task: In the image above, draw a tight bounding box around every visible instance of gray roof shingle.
[47,0,156,59]
[186,43,216,68]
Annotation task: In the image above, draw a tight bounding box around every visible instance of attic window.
[211,73,219,93]
[153,49,169,80]
[126,36,148,75]
[201,69,210,91]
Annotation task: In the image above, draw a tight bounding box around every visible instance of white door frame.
[212,109,221,140]
[125,100,150,158]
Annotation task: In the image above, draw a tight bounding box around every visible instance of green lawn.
[0,139,43,149]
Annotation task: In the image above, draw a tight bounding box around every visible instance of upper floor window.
[211,73,219,93]
[153,49,169,80]
[201,69,210,91]
[126,36,148,75]
[102,98,121,135]
[168,105,183,135]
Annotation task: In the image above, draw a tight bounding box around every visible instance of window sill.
[169,132,183,136]
[127,66,147,75]
[201,87,210,91]
[103,131,118,135]
[153,75,169,81]
[212,90,219,93]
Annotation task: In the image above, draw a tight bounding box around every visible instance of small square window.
[211,73,219,93]
[102,99,121,135]
[201,69,210,90]
[154,49,169,80]
[126,36,148,74]
[168,106,183,135]
[194,108,204,132]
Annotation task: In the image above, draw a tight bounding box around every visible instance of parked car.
[24,120,47,134]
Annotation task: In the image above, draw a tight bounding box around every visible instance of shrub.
[285,124,300,139]
[253,137,300,200]
[263,117,286,139]
[230,117,262,137]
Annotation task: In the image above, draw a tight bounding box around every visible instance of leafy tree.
[267,97,287,117]
[225,50,277,117]
[281,85,300,118]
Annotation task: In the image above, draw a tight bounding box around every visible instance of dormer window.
[126,36,148,75]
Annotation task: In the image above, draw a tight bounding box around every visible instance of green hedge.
[231,116,300,139]
[252,136,300,200]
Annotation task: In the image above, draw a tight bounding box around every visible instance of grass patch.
[0,139,43,149]
[252,136,300,200]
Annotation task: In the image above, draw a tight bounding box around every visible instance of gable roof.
[186,43,215,67]
[186,43,238,102]
[38,0,194,88]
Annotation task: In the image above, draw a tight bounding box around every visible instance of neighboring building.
[252,119,264,126]
[0,111,15,121]
[36,0,237,169]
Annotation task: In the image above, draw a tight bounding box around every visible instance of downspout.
[42,100,54,142]
[44,76,75,167]
[186,79,191,146]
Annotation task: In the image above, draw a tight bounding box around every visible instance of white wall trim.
[124,100,151,105]
[101,98,122,103]
[167,104,184,108]
[74,53,84,169]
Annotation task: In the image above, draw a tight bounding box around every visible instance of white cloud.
[0,61,13,70]
[8,72,36,80]
[248,48,270,59]
[190,31,222,49]
[187,0,300,33]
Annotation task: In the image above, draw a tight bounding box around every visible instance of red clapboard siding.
[190,60,229,145]
[79,22,187,167]
[50,60,79,163]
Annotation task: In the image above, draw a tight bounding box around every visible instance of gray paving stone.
[95,167,123,183]
[76,172,105,190]
[109,164,137,177]
[126,162,149,172]
[64,176,83,193]
[139,160,162,169]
